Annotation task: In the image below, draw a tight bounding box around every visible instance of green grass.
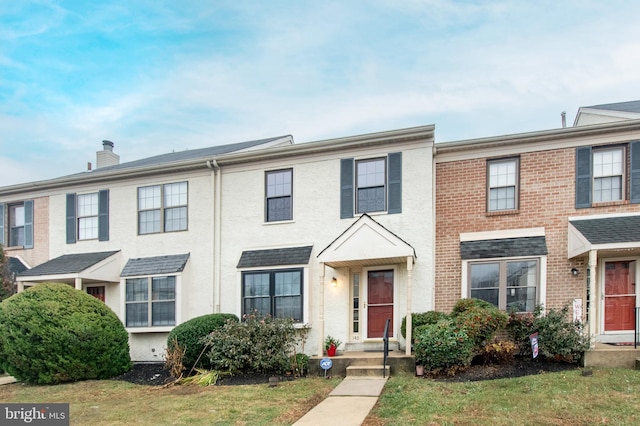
[0,377,341,425]
[365,368,640,425]
[2,368,639,425]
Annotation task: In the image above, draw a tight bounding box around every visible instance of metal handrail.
[382,318,390,378]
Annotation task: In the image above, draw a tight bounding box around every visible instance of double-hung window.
[9,204,25,247]
[0,201,34,249]
[469,259,538,312]
[265,169,292,222]
[138,182,188,234]
[487,158,519,212]
[77,193,99,240]
[242,269,302,321]
[125,276,176,327]
[356,158,386,214]
[593,147,624,203]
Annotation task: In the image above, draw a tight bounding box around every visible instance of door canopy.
[317,214,416,268]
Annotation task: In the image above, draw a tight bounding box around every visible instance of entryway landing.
[584,342,640,369]
[308,350,415,377]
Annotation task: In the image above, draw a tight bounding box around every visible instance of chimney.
[96,140,120,168]
[561,111,567,128]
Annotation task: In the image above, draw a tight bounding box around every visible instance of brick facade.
[435,143,640,316]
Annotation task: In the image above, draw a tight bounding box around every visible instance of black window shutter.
[630,141,640,204]
[575,146,592,209]
[387,152,402,214]
[98,189,109,241]
[66,193,77,244]
[24,200,33,249]
[0,203,4,246]
[340,158,354,219]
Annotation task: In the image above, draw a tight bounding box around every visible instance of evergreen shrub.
[166,313,238,372]
[414,319,474,373]
[401,311,449,343]
[451,298,509,349]
[0,283,131,384]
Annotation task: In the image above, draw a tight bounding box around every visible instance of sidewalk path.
[293,377,387,426]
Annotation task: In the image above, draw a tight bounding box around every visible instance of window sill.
[591,200,629,208]
[126,326,174,334]
[486,209,519,217]
[3,245,25,251]
[263,219,295,225]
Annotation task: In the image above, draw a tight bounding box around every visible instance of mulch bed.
[427,357,580,382]
[113,357,580,386]
[111,363,296,386]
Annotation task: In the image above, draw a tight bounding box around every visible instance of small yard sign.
[320,357,332,377]
[530,332,539,359]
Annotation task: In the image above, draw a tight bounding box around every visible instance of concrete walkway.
[293,377,387,426]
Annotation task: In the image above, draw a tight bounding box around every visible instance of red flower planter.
[327,343,337,357]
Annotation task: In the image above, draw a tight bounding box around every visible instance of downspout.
[587,249,598,342]
[207,159,222,313]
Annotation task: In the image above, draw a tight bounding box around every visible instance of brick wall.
[435,145,640,314]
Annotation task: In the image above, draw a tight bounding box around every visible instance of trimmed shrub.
[507,304,590,362]
[204,311,300,374]
[414,319,474,373]
[166,313,238,372]
[451,298,508,349]
[0,283,131,384]
[401,311,449,343]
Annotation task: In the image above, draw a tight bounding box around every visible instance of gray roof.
[7,257,28,275]
[237,246,313,268]
[570,216,640,244]
[121,253,190,277]
[19,251,120,277]
[460,236,548,260]
[587,100,640,113]
[71,136,291,177]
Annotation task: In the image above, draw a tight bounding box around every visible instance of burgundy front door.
[604,261,636,331]
[367,270,394,338]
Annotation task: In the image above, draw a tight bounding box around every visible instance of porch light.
[571,268,578,276]
[330,277,338,287]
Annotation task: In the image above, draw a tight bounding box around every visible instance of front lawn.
[0,376,340,425]
[365,368,640,425]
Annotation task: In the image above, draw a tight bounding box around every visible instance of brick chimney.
[96,140,120,168]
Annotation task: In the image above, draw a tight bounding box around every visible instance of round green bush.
[451,298,508,349]
[167,313,238,371]
[0,283,131,384]
[401,311,449,342]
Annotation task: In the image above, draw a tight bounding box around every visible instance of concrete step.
[636,358,640,371]
[584,346,640,369]
[346,365,390,377]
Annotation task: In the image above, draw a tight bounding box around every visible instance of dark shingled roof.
[121,253,190,277]
[587,100,640,113]
[460,236,548,260]
[78,136,291,177]
[19,251,120,277]
[570,216,640,244]
[7,257,28,275]
[237,246,313,268]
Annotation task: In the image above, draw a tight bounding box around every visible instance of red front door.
[367,270,394,338]
[604,261,636,331]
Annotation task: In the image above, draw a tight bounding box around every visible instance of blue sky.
[1,0,639,186]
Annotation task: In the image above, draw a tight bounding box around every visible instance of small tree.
[0,245,16,302]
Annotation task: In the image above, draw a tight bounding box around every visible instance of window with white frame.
[593,147,624,203]
[125,276,176,327]
[265,169,292,222]
[469,258,538,312]
[9,203,25,247]
[77,193,99,240]
[487,158,519,212]
[242,269,302,321]
[356,158,386,214]
[138,182,188,234]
